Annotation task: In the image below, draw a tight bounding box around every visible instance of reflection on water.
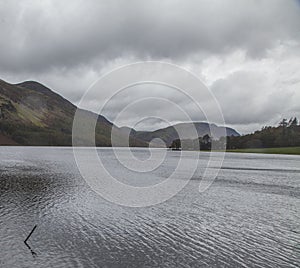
[0,147,299,267]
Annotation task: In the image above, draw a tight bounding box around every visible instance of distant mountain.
[133,122,239,146]
[0,79,146,146]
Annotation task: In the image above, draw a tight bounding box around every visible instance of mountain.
[0,79,146,146]
[133,122,240,146]
[0,78,239,147]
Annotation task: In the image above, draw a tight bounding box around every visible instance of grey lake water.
[0,147,299,268]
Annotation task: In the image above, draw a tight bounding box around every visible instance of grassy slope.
[226,147,300,155]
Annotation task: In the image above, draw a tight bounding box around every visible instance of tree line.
[227,117,300,149]
[169,117,300,151]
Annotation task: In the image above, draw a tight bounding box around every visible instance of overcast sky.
[1,0,300,134]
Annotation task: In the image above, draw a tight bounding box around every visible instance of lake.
[0,147,299,267]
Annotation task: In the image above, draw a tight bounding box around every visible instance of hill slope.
[0,79,146,146]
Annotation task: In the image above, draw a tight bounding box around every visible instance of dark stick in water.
[24,225,37,257]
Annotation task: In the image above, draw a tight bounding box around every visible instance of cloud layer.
[0,0,300,133]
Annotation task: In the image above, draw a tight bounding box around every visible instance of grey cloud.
[99,84,207,129]
[0,0,300,73]
[211,70,297,127]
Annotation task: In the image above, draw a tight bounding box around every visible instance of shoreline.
[1,145,300,156]
[225,147,300,155]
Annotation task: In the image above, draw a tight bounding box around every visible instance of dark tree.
[290,117,298,127]
[279,118,288,128]
[200,134,212,150]
[170,139,181,150]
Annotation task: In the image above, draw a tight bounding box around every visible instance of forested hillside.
[227,118,300,149]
